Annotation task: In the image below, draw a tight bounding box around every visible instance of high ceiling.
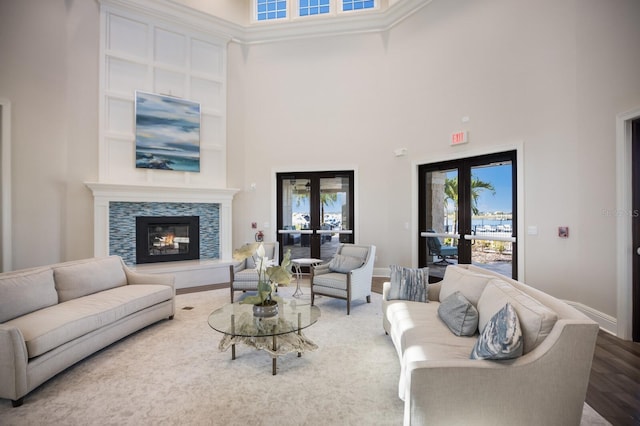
[168,0,433,44]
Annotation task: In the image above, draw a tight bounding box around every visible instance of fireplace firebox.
[136,216,200,264]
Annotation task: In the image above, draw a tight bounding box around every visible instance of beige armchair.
[311,244,376,314]
[229,242,279,303]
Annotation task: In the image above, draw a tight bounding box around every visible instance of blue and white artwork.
[135,91,201,172]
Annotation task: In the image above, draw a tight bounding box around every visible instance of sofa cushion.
[0,267,58,323]
[471,302,523,360]
[438,266,494,306]
[438,291,479,336]
[477,279,558,354]
[54,256,127,302]
[388,265,429,302]
[4,284,173,358]
[329,254,364,273]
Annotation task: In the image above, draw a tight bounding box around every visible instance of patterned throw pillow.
[387,265,429,303]
[470,302,523,360]
[438,291,479,336]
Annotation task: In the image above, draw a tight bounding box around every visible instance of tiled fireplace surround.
[86,183,238,289]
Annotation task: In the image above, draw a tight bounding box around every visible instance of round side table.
[291,258,323,298]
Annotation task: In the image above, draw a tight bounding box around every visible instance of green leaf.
[232,243,260,261]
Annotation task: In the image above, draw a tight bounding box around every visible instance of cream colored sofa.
[0,256,175,407]
[382,264,599,426]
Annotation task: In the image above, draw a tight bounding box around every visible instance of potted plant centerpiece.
[232,242,293,317]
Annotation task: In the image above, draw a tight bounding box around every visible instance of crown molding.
[98,0,433,45]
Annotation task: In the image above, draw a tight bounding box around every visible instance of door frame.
[616,107,640,340]
[0,98,11,272]
[270,164,359,248]
[411,142,525,280]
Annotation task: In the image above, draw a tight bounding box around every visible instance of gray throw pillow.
[438,291,479,336]
[470,302,523,360]
[387,265,429,303]
[329,254,364,273]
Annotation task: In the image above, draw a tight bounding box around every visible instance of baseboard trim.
[565,300,617,335]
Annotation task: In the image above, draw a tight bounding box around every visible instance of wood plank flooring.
[587,330,640,425]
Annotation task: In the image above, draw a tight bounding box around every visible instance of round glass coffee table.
[207,300,320,375]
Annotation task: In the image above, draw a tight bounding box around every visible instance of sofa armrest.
[403,320,598,426]
[124,267,175,290]
[0,325,28,401]
[427,282,441,301]
[382,281,391,300]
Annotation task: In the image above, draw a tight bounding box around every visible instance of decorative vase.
[253,300,279,318]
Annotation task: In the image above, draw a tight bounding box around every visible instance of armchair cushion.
[233,269,260,282]
[387,265,429,302]
[329,254,364,273]
[312,273,347,290]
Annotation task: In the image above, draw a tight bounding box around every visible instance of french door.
[418,151,518,279]
[276,171,354,263]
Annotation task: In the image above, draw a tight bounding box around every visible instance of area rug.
[0,284,610,425]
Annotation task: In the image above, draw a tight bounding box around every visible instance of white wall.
[0,0,99,269]
[1,0,640,330]
[227,0,640,323]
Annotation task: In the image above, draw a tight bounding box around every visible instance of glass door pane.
[319,176,351,262]
[421,168,460,266]
[469,162,514,276]
[280,177,312,259]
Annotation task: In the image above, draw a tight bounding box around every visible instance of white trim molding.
[99,0,434,45]
[616,107,640,340]
[85,182,239,261]
[566,300,617,335]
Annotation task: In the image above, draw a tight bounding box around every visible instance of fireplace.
[136,216,200,264]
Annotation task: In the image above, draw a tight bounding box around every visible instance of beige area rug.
[1,283,610,426]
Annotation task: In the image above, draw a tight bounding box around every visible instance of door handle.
[637,247,640,255]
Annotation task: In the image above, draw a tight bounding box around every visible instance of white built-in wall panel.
[99,5,228,188]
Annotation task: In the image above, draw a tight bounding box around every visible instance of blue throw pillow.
[387,265,429,303]
[438,291,479,336]
[470,302,523,360]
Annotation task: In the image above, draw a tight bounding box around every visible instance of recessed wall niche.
[99,4,228,187]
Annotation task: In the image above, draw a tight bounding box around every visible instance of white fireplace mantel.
[85,182,240,260]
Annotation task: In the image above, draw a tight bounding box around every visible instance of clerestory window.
[254,0,376,22]
[257,0,288,21]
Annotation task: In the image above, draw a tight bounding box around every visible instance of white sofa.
[382,264,599,426]
[0,256,175,407]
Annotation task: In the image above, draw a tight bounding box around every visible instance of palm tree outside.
[444,175,496,234]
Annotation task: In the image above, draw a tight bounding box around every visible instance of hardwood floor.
[181,279,640,425]
[587,331,640,426]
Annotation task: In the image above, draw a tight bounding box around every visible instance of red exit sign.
[451,131,468,145]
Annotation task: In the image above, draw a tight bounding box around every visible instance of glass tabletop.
[207,300,321,338]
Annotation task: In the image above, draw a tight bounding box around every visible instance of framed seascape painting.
[135,91,201,172]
